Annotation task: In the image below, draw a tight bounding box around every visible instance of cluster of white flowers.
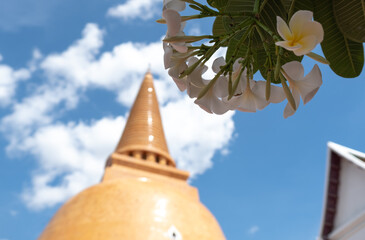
[162,1,324,118]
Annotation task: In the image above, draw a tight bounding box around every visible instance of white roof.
[318,142,365,240]
[328,142,365,170]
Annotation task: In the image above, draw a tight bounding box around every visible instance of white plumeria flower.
[186,57,208,98]
[275,10,324,56]
[187,58,230,114]
[233,81,285,112]
[163,42,193,91]
[268,84,286,104]
[212,56,226,74]
[162,9,188,53]
[229,80,269,112]
[163,42,174,69]
[281,61,322,118]
[217,58,285,112]
[163,0,186,12]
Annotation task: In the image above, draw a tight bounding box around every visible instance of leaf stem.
[227,24,255,65]
[280,73,296,111]
[228,71,233,96]
[288,0,296,20]
[253,0,261,14]
[163,35,213,43]
[197,68,224,99]
[156,14,209,24]
[229,63,246,100]
[179,57,204,78]
[274,53,281,82]
[217,17,254,41]
[265,71,271,101]
[259,0,269,13]
[254,19,280,41]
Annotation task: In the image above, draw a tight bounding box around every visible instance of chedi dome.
[38,72,226,240]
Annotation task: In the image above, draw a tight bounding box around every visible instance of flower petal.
[163,0,186,12]
[282,61,305,83]
[211,98,230,115]
[186,58,208,97]
[277,16,292,40]
[212,57,226,73]
[269,85,286,103]
[275,41,302,51]
[194,91,230,115]
[252,81,269,110]
[223,95,240,110]
[289,10,313,37]
[213,76,229,98]
[237,88,257,112]
[187,83,200,98]
[283,90,300,118]
[163,9,181,37]
[171,42,188,53]
[171,76,187,91]
[301,21,324,44]
[168,64,187,91]
[293,35,317,56]
[194,96,213,114]
[168,61,186,78]
[163,43,174,69]
[296,64,322,104]
[233,58,243,72]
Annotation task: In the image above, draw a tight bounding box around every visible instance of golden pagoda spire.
[114,71,175,167]
[38,71,226,240]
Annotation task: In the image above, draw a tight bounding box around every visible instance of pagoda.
[38,72,226,240]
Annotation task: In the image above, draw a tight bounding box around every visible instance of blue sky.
[0,1,364,240]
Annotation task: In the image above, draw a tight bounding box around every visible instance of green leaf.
[293,0,314,11]
[260,0,287,31]
[215,0,229,8]
[223,0,287,51]
[222,16,248,33]
[207,0,217,8]
[256,46,302,83]
[220,0,256,54]
[333,0,365,43]
[207,0,228,9]
[163,35,212,43]
[226,32,248,60]
[220,0,255,34]
[258,0,287,49]
[314,0,364,78]
[225,0,255,13]
[280,0,314,12]
[281,0,292,11]
[212,16,227,36]
[255,0,286,49]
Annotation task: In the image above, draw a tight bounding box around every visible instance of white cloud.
[19,101,234,209]
[21,117,125,210]
[39,24,174,106]
[28,49,43,72]
[1,84,79,156]
[188,26,202,36]
[162,96,235,176]
[107,0,161,20]
[1,23,235,210]
[0,64,31,107]
[248,226,260,235]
